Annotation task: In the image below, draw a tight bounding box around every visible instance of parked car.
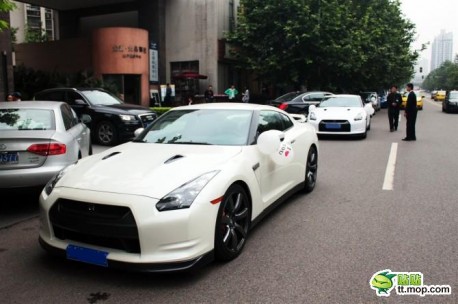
[431,90,438,100]
[307,94,374,139]
[379,92,388,108]
[443,91,458,113]
[271,91,334,114]
[39,103,319,272]
[35,88,157,145]
[0,101,91,191]
[359,92,380,112]
[434,90,446,102]
[401,91,424,110]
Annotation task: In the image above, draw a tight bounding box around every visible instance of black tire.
[360,130,367,139]
[214,184,251,262]
[304,146,318,193]
[367,119,371,131]
[96,121,117,146]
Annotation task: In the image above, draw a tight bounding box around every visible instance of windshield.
[0,108,55,130]
[449,92,458,99]
[81,90,123,106]
[320,97,362,108]
[137,109,253,146]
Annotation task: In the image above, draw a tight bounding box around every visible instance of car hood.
[57,142,242,199]
[314,107,364,119]
[94,103,154,115]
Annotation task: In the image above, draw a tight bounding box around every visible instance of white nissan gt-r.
[39,103,319,272]
[307,94,374,138]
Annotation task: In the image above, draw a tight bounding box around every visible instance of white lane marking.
[383,143,398,191]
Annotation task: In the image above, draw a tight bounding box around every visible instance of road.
[1,99,457,303]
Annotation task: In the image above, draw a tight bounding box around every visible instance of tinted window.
[0,108,55,130]
[35,91,65,102]
[68,91,87,105]
[304,93,325,102]
[320,97,362,108]
[280,113,294,130]
[81,90,123,106]
[258,111,287,134]
[60,104,77,130]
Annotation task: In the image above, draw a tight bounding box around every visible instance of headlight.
[156,171,220,211]
[119,114,136,121]
[309,112,317,121]
[354,113,363,121]
[44,163,76,195]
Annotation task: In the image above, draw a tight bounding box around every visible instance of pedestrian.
[224,85,238,101]
[6,94,13,101]
[242,87,250,103]
[187,95,193,105]
[204,85,214,103]
[12,92,21,101]
[403,83,417,141]
[387,85,402,132]
[164,83,172,104]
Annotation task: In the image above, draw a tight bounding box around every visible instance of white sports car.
[39,103,319,272]
[307,94,374,138]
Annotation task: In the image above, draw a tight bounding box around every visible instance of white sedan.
[39,103,319,272]
[307,94,374,138]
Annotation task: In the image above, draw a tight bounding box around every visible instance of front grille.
[138,113,157,127]
[319,120,351,132]
[49,199,140,253]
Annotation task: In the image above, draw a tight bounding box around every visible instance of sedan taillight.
[279,103,288,110]
[27,143,67,156]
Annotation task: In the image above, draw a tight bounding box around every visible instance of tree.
[25,24,48,43]
[228,0,419,93]
[422,61,458,91]
[0,0,15,31]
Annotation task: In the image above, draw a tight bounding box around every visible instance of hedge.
[150,107,173,116]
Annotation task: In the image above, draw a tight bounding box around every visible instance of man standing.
[224,85,238,101]
[387,85,402,132]
[204,85,214,103]
[403,83,417,141]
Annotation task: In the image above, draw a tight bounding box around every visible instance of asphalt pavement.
[1,99,457,303]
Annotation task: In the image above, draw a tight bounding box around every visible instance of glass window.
[80,90,122,106]
[60,104,76,130]
[68,91,86,105]
[280,113,294,130]
[0,109,55,130]
[320,97,362,108]
[257,111,287,134]
[139,109,253,146]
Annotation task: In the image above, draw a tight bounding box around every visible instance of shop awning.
[174,72,208,80]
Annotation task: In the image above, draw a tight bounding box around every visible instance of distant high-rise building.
[430,30,453,71]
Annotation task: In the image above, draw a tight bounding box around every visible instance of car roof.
[36,87,106,93]
[172,103,280,111]
[326,94,360,98]
[0,101,65,110]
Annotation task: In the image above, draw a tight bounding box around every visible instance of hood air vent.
[164,155,184,164]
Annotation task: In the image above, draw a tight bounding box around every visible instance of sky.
[400,0,458,65]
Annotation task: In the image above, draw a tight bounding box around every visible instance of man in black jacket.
[387,85,402,132]
[403,83,417,141]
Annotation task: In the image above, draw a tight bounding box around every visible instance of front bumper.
[39,187,219,271]
[309,119,366,135]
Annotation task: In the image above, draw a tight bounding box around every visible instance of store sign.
[149,49,159,82]
[112,45,147,59]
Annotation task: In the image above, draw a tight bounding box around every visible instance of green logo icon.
[370,270,396,296]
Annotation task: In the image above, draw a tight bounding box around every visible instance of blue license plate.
[66,244,108,267]
[326,123,341,130]
[0,152,19,165]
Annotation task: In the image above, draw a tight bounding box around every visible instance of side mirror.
[134,128,144,138]
[257,130,284,155]
[309,105,317,112]
[364,104,375,116]
[80,114,92,124]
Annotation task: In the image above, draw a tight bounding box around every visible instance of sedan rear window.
[0,109,55,130]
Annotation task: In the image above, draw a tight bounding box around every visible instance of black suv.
[35,88,157,145]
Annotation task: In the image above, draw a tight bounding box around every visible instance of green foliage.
[25,25,48,43]
[423,61,458,91]
[228,0,419,92]
[0,0,15,31]
[150,107,173,116]
[14,65,119,99]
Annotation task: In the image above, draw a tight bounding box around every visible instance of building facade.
[430,30,454,72]
[6,0,244,106]
[10,1,57,43]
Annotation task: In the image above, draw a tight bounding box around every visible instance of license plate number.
[66,244,108,267]
[326,123,341,130]
[0,152,19,165]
